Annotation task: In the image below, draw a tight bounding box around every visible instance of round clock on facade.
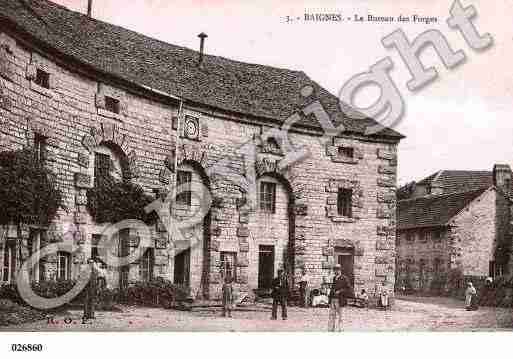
[185,118,199,139]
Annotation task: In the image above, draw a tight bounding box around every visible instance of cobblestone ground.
[2,296,512,332]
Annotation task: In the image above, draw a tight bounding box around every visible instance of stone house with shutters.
[0,0,403,300]
[396,167,513,293]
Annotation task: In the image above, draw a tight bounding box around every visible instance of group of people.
[221,263,357,331]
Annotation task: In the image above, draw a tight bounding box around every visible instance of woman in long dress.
[465,282,476,310]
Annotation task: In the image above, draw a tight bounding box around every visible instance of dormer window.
[105,96,120,114]
[338,146,354,158]
[35,69,50,89]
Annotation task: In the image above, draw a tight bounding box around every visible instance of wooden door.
[258,245,275,289]
[335,247,354,287]
[174,248,190,286]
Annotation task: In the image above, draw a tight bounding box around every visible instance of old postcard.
[0,0,512,356]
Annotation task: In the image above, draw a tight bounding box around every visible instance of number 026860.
[11,344,43,352]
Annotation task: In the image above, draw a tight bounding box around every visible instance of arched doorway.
[89,140,132,290]
[172,160,211,298]
[253,173,295,290]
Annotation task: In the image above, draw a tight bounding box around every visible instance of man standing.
[271,269,289,320]
[222,274,235,318]
[299,268,310,308]
[328,264,350,332]
[83,258,98,321]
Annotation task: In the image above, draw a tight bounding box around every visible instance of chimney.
[493,164,512,189]
[197,32,208,66]
[87,0,93,17]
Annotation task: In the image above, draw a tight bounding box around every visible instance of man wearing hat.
[328,264,351,331]
[271,269,289,320]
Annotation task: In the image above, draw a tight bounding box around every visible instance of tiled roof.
[0,0,404,140]
[417,170,493,193]
[397,188,488,230]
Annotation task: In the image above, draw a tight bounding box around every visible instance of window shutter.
[119,97,129,115]
[0,47,12,80]
[200,122,208,137]
[48,73,59,90]
[26,64,37,81]
[95,94,106,109]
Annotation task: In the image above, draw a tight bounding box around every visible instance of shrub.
[0,281,87,308]
[86,174,156,224]
[0,148,63,226]
[116,279,191,308]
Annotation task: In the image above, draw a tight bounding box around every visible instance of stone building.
[0,0,403,299]
[396,167,513,293]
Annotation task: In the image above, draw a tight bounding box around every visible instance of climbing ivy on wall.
[0,148,63,226]
[86,174,156,224]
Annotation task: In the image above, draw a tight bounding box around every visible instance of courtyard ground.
[1,296,512,331]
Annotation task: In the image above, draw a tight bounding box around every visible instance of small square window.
[105,96,120,114]
[260,181,276,213]
[406,231,414,242]
[338,146,354,158]
[35,69,50,89]
[337,188,352,217]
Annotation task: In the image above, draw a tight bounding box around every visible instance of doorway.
[174,248,190,286]
[258,245,275,289]
[118,229,130,290]
[335,247,354,286]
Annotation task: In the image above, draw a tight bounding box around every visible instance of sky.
[50,0,513,184]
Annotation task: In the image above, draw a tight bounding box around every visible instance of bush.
[0,148,63,226]
[1,279,193,311]
[86,174,156,224]
[0,284,23,305]
[478,275,513,308]
[115,279,191,308]
[0,281,87,308]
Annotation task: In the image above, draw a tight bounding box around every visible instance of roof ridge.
[432,169,444,183]
[31,0,306,75]
[398,187,489,203]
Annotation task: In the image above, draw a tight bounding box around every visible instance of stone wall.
[0,28,400,299]
[396,228,452,291]
[449,189,498,276]
[396,188,510,292]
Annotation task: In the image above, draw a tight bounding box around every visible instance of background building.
[396,166,513,293]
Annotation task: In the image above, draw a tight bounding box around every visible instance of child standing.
[222,274,235,318]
